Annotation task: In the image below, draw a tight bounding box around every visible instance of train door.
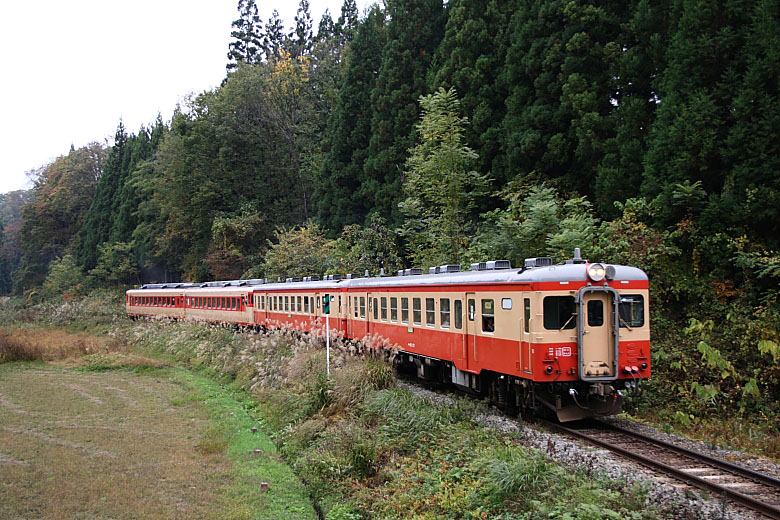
[579,289,618,379]
[465,293,477,368]
[366,292,375,335]
[521,295,532,374]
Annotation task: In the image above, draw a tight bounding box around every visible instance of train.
[125,248,650,422]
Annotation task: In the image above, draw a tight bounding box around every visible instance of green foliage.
[400,87,492,266]
[89,241,139,285]
[226,0,263,71]
[42,255,86,298]
[472,184,598,265]
[363,0,445,223]
[331,214,401,275]
[261,223,335,279]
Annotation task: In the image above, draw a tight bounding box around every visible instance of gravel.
[400,382,776,520]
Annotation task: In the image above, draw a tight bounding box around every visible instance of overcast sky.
[0,0,369,195]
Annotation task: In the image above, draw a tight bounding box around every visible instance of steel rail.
[538,419,780,520]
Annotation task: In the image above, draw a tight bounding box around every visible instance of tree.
[88,242,139,285]
[289,0,313,58]
[316,6,386,231]
[399,87,491,267]
[363,0,445,224]
[261,223,335,279]
[16,143,107,292]
[227,0,264,71]
[42,255,86,298]
[336,0,359,46]
[430,0,514,184]
[471,184,599,267]
[332,214,402,275]
[263,10,286,61]
[500,0,626,196]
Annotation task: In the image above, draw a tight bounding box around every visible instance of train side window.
[304,296,309,313]
[360,297,366,318]
[468,299,475,321]
[338,295,342,313]
[401,298,409,323]
[440,298,451,329]
[297,296,302,313]
[413,298,422,325]
[390,297,398,322]
[354,296,358,317]
[619,295,645,327]
[261,295,265,310]
[587,300,604,326]
[482,299,495,333]
[454,300,463,329]
[543,296,577,330]
[310,297,315,313]
[425,298,435,326]
[373,298,378,320]
[284,296,288,311]
[524,298,531,333]
[380,297,387,321]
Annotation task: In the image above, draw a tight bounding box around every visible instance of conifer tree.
[431,0,514,183]
[594,0,669,218]
[316,7,386,231]
[263,10,286,60]
[363,0,445,223]
[290,0,313,58]
[227,0,263,71]
[641,0,751,229]
[500,0,625,197]
[337,0,359,45]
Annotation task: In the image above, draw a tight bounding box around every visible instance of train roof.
[126,251,647,294]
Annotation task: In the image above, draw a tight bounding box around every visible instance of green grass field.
[0,356,315,519]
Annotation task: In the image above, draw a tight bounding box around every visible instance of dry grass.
[0,364,234,519]
[0,327,127,363]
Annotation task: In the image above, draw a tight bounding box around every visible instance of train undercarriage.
[394,350,627,422]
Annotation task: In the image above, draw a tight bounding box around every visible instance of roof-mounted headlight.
[587,263,606,282]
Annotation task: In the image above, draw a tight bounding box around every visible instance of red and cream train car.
[126,250,650,421]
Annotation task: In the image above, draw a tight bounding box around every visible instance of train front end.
[527,249,650,422]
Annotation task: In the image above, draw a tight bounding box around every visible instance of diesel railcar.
[126,249,650,421]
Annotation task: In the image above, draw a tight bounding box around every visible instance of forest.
[1,0,779,425]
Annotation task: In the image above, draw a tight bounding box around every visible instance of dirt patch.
[0,364,233,519]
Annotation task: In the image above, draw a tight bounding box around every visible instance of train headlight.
[587,263,606,282]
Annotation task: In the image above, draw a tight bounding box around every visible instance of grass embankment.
[125,318,693,519]
[0,320,315,519]
[3,292,777,519]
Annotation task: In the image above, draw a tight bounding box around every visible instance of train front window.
[401,298,409,323]
[481,299,495,333]
[619,295,645,328]
[587,300,604,326]
[543,296,577,330]
[440,298,450,329]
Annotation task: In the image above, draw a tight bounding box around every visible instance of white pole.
[326,312,330,378]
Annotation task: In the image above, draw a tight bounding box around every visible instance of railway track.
[538,419,780,519]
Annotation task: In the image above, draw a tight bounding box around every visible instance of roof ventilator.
[524,257,553,269]
[470,262,487,271]
[486,260,511,270]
